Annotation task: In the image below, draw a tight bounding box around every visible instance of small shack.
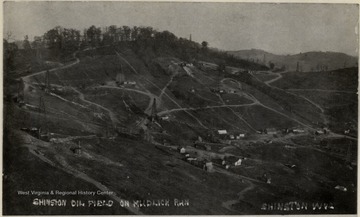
[217,130,228,135]
[203,161,214,172]
[293,129,305,134]
[178,147,186,154]
[160,115,169,121]
[265,128,277,135]
[71,141,82,155]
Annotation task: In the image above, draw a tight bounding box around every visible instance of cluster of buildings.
[315,127,329,135]
[210,88,237,94]
[178,147,214,172]
[213,155,245,170]
[216,129,246,141]
[178,62,193,67]
[115,72,136,86]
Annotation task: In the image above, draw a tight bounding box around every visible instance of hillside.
[228,49,358,72]
[3,26,358,215]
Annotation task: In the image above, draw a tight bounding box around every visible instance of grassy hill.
[228,49,358,72]
[271,67,358,133]
[3,27,358,215]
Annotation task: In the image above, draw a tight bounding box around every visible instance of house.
[71,141,82,155]
[190,88,196,93]
[229,135,235,140]
[186,157,197,162]
[293,129,305,133]
[266,178,272,184]
[160,116,169,121]
[124,81,136,85]
[178,147,186,154]
[224,156,243,166]
[323,127,329,134]
[227,89,236,94]
[203,162,214,172]
[218,130,228,135]
[263,173,271,184]
[265,128,277,135]
[335,185,347,192]
[315,130,324,135]
[238,133,246,138]
[234,159,242,166]
[72,147,82,155]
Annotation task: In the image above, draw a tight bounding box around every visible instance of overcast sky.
[4,2,359,56]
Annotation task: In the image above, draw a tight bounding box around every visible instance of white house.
[293,129,305,133]
[234,159,242,166]
[218,130,228,135]
[160,116,169,121]
[179,147,186,154]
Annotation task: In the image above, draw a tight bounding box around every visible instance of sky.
[4,2,359,56]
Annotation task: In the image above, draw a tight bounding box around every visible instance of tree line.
[4,24,268,72]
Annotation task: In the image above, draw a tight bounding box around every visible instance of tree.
[138,26,154,40]
[23,35,32,50]
[32,36,44,63]
[268,61,275,70]
[62,28,81,52]
[131,26,139,41]
[86,25,102,47]
[44,26,62,50]
[122,26,131,41]
[4,39,18,71]
[201,41,208,49]
[108,25,117,43]
[217,62,226,74]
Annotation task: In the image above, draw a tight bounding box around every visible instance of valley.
[3,27,358,215]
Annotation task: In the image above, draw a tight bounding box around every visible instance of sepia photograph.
[3,1,359,215]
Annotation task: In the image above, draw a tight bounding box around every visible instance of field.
[4,43,358,215]
[272,68,358,91]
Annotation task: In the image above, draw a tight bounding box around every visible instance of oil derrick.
[38,96,48,138]
[116,65,125,84]
[36,48,42,64]
[296,62,300,72]
[346,142,352,164]
[263,54,266,64]
[44,70,50,92]
[149,98,158,122]
[18,78,25,102]
[144,129,152,142]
